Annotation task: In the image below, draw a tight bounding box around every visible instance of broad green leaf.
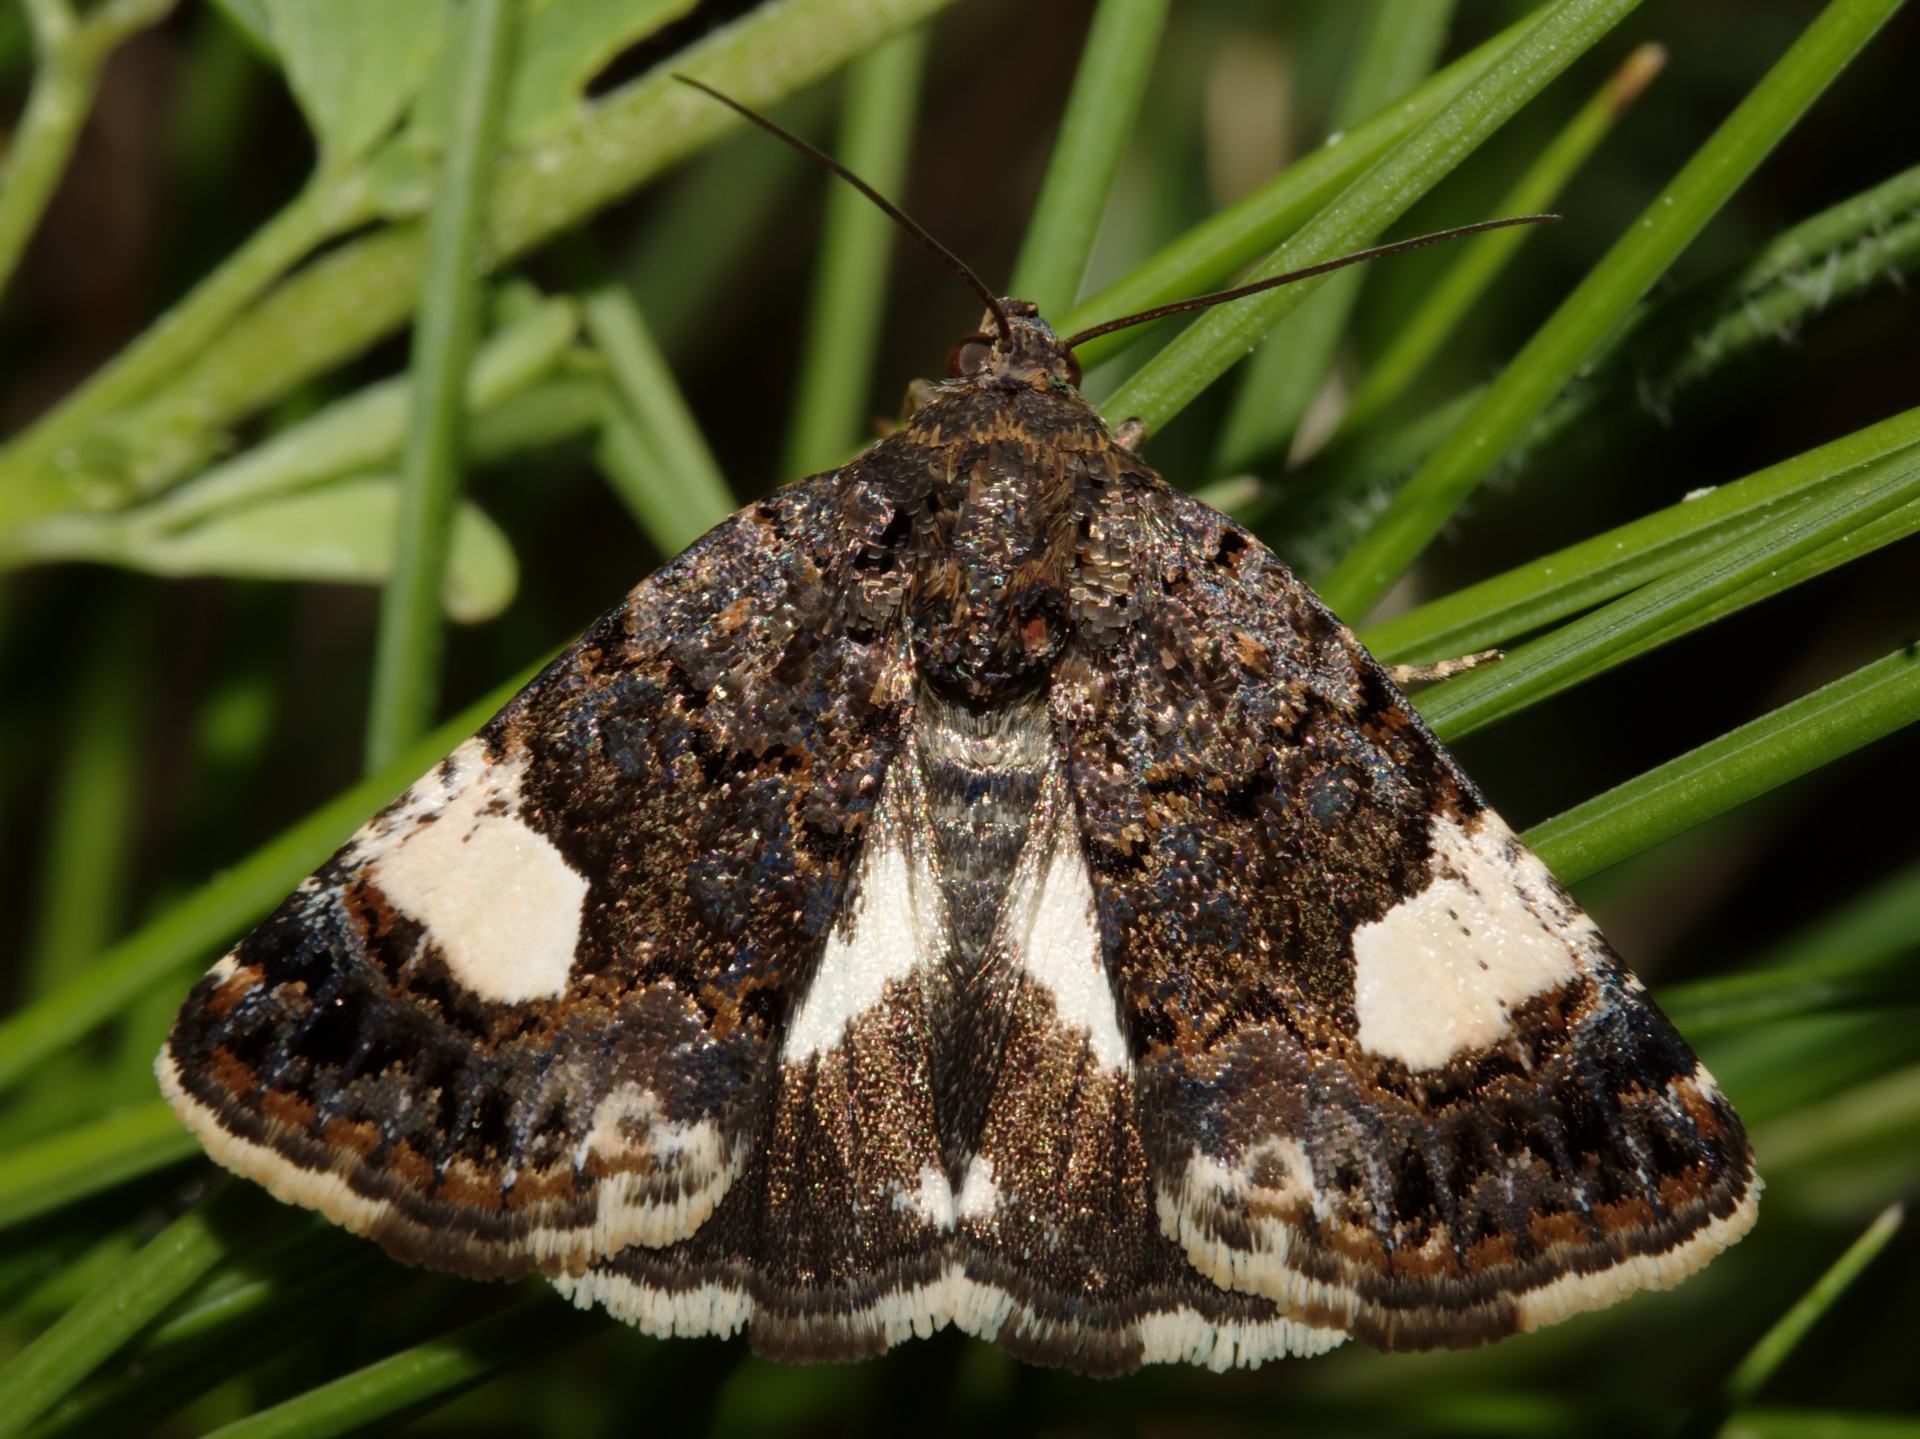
[208,0,275,58]
[264,0,449,169]
[505,0,702,144]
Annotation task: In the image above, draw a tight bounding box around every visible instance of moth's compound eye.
[946,334,994,377]
[1064,350,1083,388]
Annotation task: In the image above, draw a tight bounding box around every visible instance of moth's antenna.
[675,75,1013,347]
[1061,216,1559,351]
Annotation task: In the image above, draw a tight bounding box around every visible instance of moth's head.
[945,300,1083,392]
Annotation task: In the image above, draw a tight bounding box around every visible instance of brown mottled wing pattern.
[161,465,918,1280]
[1057,474,1758,1351]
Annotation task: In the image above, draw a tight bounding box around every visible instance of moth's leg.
[1112,418,1146,453]
[1384,649,1504,685]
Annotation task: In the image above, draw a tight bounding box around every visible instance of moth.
[159,83,1757,1377]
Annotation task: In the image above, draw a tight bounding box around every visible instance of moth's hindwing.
[161,467,914,1281]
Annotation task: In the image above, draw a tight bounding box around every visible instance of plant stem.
[1008,0,1169,318]
[0,1184,260,1439]
[1521,643,1920,884]
[1099,0,1642,439]
[0,0,174,300]
[23,592,146,997]
[364,0,513,773]
[197,1298,597,1439]
[1318,0,1909,621]
[783,26,930,478]
[0,658,548,1097]
[1340,40,1666,436]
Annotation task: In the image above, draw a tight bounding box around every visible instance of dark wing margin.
[161,466,921,1281]
[1056,478,1758,1352]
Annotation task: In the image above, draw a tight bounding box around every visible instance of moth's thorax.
[896,382,1122,703]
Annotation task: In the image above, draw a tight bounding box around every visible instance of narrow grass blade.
[1723,1206,1903,1414]
[1363,406,1920,663]
[0,1103,199,1231]
[0,655,548,1096]
[1659,948,1920,1038]
[1058,7,1546,367]
[1100,0,1642,439]
[1519,644,1920,885]
[364,0,513,772]
[1415,453,1920,740]
[1008,0,1169,317]
[1212,0,1456,474]
[585,285,736,552]
[1319,0,1908,620]
[197,1298,597,1439]
[1340,41,1666,436]
[23,597,145,997]
[0,1184,261,1439]
[784,26,929,477]
[1756,1067,1920,1174]
[1278,168,1920,573]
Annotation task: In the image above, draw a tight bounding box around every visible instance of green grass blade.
[1318,0,1909,620]
[197,1298,597,1439]
[585,284,736,553]
[0,655,548,1097]
[1722,1205,1904,1412]
[364,0,513,772]
[1659,948,1920,1038]
[1273,167,1920,573]
[1363,406,1920,663]
[0,1102,200,1231]
[23,601,145,997]
[0,1184,259,1439]
[1057,6,1545,366]
[1098,0,1641,439]
[1755,1067,1920,1177]
[1008,0,1169,317]
[1519,644,1920,885]
[784,26,929,477]
[1211,0,1455,475]
[1414,454,1920,740]
[1339,41,1666,437]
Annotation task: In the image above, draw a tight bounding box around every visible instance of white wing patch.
[1351,811,1585,1072]
[1014,824,1131,1072]
[359,737,588,1006]
[782,766,944,1062]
